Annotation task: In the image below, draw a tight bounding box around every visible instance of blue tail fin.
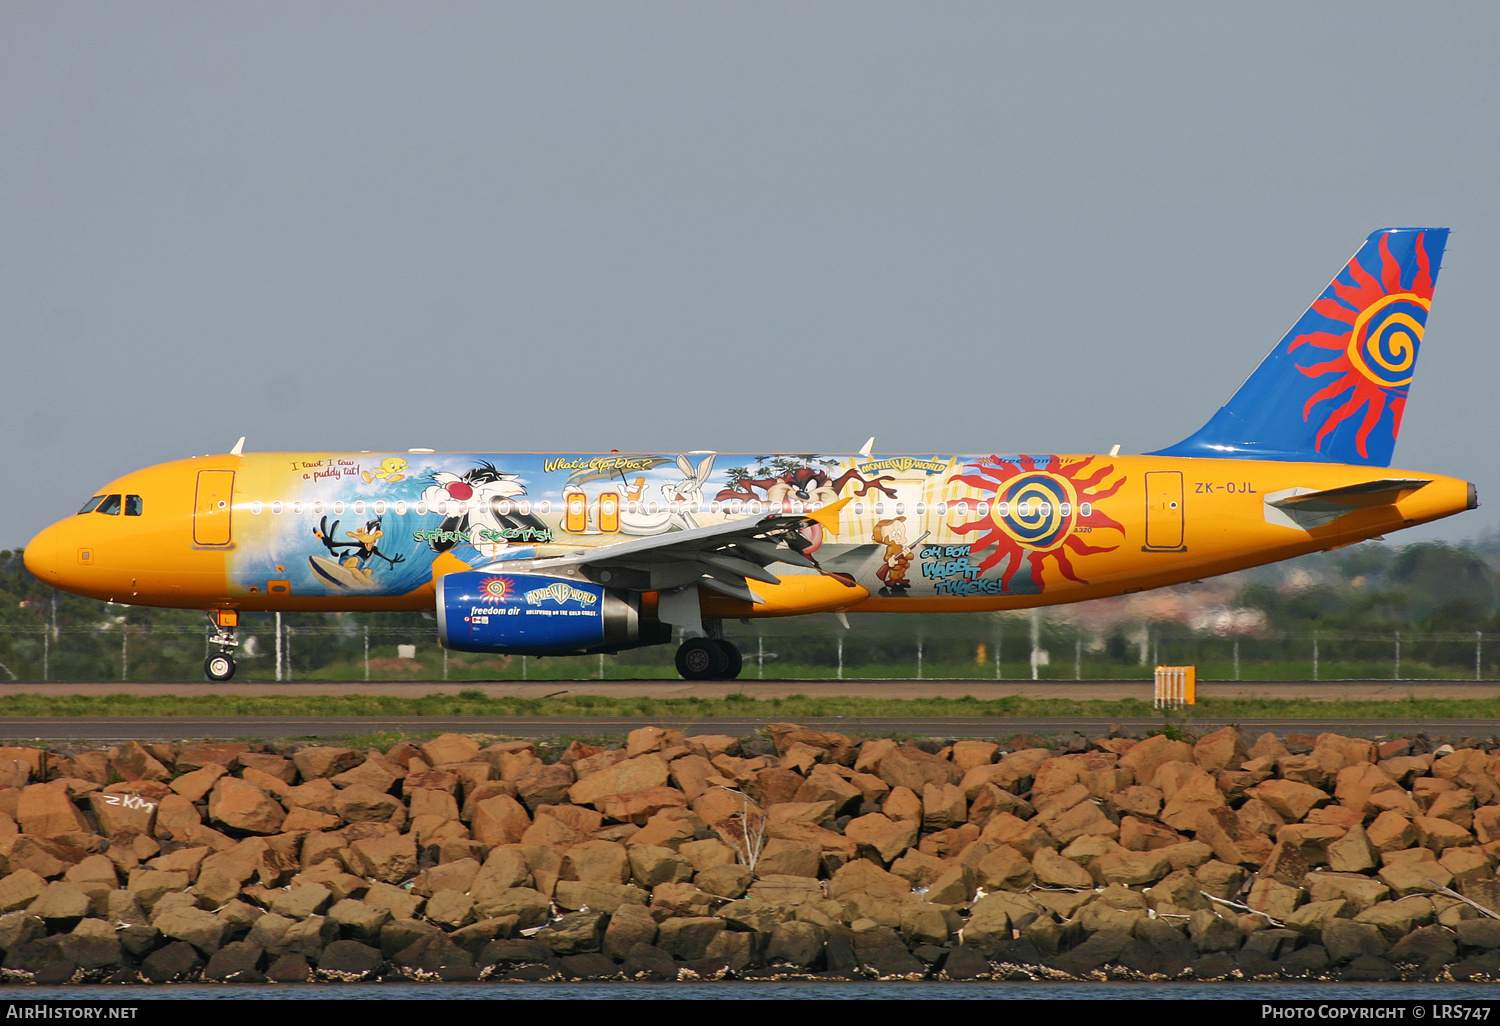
[1150,228,1449,466]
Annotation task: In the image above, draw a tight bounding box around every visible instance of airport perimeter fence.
[0,618,1498,683]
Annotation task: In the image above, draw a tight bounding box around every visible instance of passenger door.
[1143,470,1185,551]
[194,470,235,546]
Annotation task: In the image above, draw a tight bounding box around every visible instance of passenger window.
[96,495,122,516]
[125,495,143,517]
[78,496,105,515]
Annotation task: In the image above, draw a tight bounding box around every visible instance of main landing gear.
[204,610,239,682]
[675,637,743,681]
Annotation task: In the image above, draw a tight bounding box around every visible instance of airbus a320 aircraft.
[23,229,1475,681]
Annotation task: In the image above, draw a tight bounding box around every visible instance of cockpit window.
[125,495,143,516]
[78,496,105,515]
[95,495,122,516]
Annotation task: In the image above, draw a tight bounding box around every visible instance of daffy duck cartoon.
[312,516,406,581]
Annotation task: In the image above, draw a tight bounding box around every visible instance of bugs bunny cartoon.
[619,453,717,535]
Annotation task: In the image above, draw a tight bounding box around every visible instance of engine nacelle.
[437,570,656,655]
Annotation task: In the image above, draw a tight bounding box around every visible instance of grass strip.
[0,693,1498,720]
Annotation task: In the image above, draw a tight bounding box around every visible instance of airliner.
[23,229,1475,681]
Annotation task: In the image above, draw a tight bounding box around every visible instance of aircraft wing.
[1264,478,1431,531]
[472,498,857,604]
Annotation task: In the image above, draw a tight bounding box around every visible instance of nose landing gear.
[204,610,239,682]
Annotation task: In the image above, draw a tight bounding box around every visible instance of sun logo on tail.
[1289,231,1437,459]
[950,455,1125,593]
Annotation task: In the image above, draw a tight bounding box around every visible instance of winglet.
[229,437,246,457]
[858,437,875,459]
[806,496,852,535]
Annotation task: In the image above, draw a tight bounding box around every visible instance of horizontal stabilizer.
[1267,478,1431,511]
[1264,478,1430,531]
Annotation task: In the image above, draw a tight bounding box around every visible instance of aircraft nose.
[23,522,64,585]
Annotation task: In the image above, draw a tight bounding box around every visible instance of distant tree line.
[3,534,1500,680]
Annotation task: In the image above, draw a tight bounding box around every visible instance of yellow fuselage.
[22,450,1475,621]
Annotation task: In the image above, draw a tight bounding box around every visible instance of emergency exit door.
[1143,471,1185,551]
[194,470,235,546]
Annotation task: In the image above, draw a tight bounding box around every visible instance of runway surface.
[0,678,1496,742]
[0,714,1498,743]
[4,677,1500,700]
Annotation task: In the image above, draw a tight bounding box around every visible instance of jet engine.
[436,570,667,655]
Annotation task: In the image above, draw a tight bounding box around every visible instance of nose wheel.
[204,610,239,682]
[675,638,743,681]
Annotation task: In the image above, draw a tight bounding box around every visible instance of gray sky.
[4,2,1498,551]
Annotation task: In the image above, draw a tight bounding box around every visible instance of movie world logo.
[858,457,950,476]
[524,583,599,607]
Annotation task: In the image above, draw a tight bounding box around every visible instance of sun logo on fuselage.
[477,576,514,604]
[1288,231,1437,459]
[950,455,1125,593]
